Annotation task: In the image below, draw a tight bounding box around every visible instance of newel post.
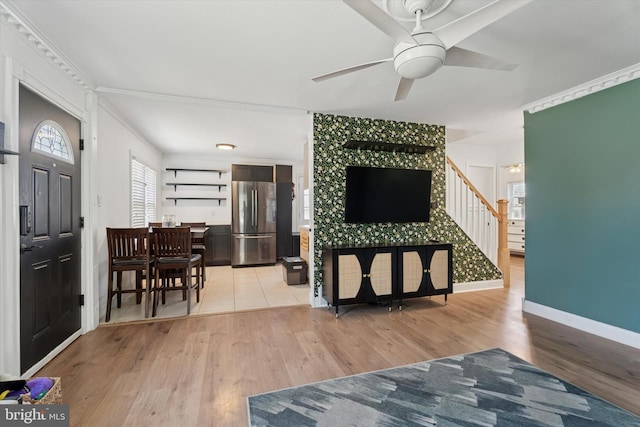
[497,199,510,287]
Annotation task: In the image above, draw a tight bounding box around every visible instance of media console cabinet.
[322,241,453,317]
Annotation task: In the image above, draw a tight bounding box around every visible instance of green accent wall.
[312,113,501,295]
[524,78,640,333]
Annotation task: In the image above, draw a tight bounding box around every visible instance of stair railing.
[445,157,510,286]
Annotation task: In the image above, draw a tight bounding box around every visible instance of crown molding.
[524,63,640,114]
[94,86,309,116]
[0,1,93,91]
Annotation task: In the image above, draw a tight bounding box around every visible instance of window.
[302,188,310,222]
[507,181,525,220]
[131,158,157,227]
[295,173,308,227]
[31,120,74,163]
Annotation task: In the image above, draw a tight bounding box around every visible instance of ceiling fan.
[312,0,531,101]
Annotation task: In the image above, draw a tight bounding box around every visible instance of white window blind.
[302,189,310,222]
[131,159,157,227]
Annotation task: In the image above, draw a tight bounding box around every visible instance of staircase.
[446,157,510,285]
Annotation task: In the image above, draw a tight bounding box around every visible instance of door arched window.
[31,120,75,164]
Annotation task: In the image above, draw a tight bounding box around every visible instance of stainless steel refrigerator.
[231,181,277,266]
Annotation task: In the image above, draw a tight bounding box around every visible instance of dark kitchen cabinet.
[275,164,293,259]
[205,225,231,266]
[275,164,293,183]
[231,164,273,182]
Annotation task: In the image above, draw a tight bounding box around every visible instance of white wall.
[496,141,525,200]
[446,142,498,204]
[97,104,162,228]
[96,103,162,320]
[447,140,525,202]
[447,142,497,168]
[496,141,525,169]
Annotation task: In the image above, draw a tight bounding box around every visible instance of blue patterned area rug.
[247,348,640,426]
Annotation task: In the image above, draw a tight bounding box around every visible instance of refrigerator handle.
[253,189,257,226]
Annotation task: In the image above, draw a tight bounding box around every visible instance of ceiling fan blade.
[344,0,417,45]
[444,47,517,71]
[434,0,532,49]
[395,77,414,101]
[312,58,393,82]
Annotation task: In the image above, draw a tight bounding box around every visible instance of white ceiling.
[7,0,640,161]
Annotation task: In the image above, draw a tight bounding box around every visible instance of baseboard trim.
[453,279,503,293]
[312,280,503,308]
[523,299,640,350]
[310,285,328,308]
[21,330,83,379]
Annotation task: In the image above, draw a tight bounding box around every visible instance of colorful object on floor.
[25,377,54,400]
[0,379,27,400]
[1,377,56,401]
[4,388,27,399]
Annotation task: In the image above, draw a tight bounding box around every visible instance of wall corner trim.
[310,293,328,309]
[523,299,640,350]
[523,63,640,114]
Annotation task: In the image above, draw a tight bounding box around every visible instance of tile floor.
[104,263,310,324]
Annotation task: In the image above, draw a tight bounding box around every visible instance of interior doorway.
[466,165,496,205]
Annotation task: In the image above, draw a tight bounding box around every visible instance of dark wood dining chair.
[180,221,207,286]
[151,226,201,317]
[105,227,152,322]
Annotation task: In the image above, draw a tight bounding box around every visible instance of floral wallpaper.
[312,113,501,294]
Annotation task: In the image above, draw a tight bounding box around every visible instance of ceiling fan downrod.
[413,7,425,32]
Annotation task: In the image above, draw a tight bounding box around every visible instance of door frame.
[465,163,497,207]
[0,59,99,377]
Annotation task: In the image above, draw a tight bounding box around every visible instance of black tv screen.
[344,166,432,223]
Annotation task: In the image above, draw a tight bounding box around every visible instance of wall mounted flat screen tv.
[344,166,432,223]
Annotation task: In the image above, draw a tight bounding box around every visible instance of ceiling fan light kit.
[393,32,445,79]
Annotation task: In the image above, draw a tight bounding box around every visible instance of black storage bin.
[282,256,307,285]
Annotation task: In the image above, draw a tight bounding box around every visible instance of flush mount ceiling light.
[216,143,236,150]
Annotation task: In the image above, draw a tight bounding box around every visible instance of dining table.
[149,225,209,238]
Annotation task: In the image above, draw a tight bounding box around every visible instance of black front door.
[19,85,82,373]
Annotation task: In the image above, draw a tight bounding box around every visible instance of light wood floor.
[37,256,640,426]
